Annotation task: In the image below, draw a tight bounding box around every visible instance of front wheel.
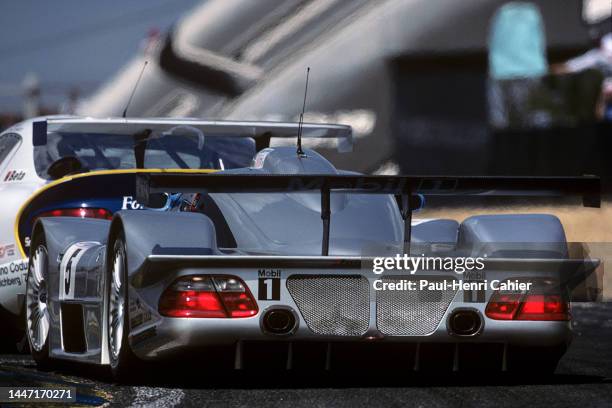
[25,238,51,368]
[107,235,139,381]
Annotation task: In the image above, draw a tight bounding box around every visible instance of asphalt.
[0,303,611,408]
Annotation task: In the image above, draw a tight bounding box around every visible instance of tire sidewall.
[108,235,136,378]
[25,236,50,366]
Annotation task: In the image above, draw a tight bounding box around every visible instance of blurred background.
[1,0,611,295]
[1,2,610,195]
[0,0,200,126]
[1,0,610,174]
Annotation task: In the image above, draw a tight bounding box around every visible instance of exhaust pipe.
[261,307,298,335]
[448,309,483,336]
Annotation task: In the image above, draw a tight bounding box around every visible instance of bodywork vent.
[376,276,458,335]
[287,275,369,336]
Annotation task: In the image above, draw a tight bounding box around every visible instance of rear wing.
[135,173,600,255]
[33,118,353,152]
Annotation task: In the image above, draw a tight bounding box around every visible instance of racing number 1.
[258,269,281,300]
[64,249,81,295]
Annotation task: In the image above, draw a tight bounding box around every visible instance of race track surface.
[0,303,611,407]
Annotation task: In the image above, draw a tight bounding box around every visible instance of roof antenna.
[122,60,148,118]
[296,67,310,157]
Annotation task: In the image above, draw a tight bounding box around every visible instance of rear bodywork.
[27,134,601,370]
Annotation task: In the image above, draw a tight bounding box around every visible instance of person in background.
[558,33,612,121]
[487,2,550,129]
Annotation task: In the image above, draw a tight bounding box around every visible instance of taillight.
[37,208,112,220]
[485,279,570,321]
[159,275,258,318]
[485,293,522,320]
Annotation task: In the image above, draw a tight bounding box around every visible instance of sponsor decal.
[0,276,22,288]
[0,244,15,259]
[3,169,26,182]
[122,196,144,210]
[129,295,153,329]
[0,259,28,287]
[59,242,99,300]
[258,269,281,300]
[463,269,486,303]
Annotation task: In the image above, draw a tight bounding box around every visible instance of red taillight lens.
[517,294,568,321]
[38,208,112,220]
[485,279,570,321]
[159,276,258,318]
[159,290,226,318]
[220,292,259,318]
[484,293,522,320]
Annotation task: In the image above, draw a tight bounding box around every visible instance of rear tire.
[107,234,140,382]
[25,235,51,369]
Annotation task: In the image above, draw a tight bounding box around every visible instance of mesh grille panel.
[287,275,369,336]
[376,276,457,335]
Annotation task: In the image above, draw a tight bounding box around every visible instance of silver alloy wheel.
[26,246,50,352]
[108,249,125,361]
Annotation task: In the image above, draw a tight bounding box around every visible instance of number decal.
[257,269,281,300]
[63,249,80,295]
[59,242,99,300]
[463,269,486,303]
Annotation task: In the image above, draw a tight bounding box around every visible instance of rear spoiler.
[136,173,600,255]
[33,118,353,152]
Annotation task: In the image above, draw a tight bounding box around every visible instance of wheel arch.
[100,210,218,368]
[110,210,218,280]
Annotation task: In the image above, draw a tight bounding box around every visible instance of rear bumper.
[128,261,575,363]
[130,311,572,361]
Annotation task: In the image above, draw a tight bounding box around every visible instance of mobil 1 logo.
[258,269,281,300]
[464,269,486,303]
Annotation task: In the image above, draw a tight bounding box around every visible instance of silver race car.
[20,118,599,379]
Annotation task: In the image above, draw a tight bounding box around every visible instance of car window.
[33,131,256,179]
[0,133,22,170]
